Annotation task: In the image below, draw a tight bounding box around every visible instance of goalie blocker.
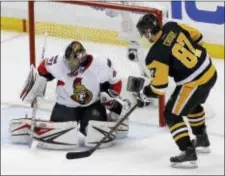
[20,65,47,104]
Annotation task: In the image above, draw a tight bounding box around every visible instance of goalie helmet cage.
[27,1,166,127]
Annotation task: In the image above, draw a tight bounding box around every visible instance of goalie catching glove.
[20,65,47,103]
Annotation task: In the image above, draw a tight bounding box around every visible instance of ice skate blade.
[196,147,211,154]
[171,161,198,169]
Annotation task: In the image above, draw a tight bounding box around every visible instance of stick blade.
[66,150,92,159]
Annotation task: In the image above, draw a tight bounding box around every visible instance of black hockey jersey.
[146,21,216,95]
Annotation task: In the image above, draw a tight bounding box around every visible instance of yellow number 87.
[172,32,202,69]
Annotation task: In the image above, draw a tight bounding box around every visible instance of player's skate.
[170,146,198,168]
[193,133,211,153]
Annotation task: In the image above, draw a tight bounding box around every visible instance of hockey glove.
[137,84,159,108]
[100,89,119,109]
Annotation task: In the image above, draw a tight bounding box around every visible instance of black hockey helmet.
[136,13,161,38]
[64,41,87,71]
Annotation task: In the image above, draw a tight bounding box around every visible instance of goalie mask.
[64,41,87,72]
[136,13,161,43]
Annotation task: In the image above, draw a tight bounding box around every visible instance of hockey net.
[27,1,167,127]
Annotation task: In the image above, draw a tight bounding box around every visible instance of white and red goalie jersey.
[37,54,122,108]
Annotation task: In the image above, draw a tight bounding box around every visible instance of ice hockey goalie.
[9,41,131,150]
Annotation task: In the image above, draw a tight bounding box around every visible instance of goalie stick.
[29,32,48,148]
[29,97,38,148]
[66,103,138,159]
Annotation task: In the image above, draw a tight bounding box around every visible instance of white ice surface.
[1,31,224,175]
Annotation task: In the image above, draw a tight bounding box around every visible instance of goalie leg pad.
[10,118,79,150]
[10,118,31,144]
[34,121,78,150]
[85,120,117,148]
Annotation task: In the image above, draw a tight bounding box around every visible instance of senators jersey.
[38,54,122,108]
[146,21,216,95]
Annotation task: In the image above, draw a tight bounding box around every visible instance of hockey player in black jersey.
[136,14,217,168]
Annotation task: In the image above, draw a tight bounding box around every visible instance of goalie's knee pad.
[85,120,117,148]
[10,118,79,150]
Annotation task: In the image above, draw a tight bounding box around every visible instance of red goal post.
[27,1,166,127]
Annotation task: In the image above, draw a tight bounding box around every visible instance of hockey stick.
[29,98,38,148]
[66,103,138,159]
[29,32,48,148]
[40,32,48,96]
